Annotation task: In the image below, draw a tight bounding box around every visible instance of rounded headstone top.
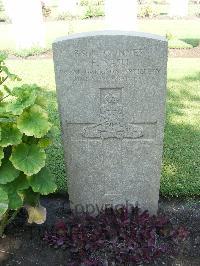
[53,30,167,44]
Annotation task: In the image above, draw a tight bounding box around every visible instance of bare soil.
[169,46,200,58]
[7,46,200,60]
[0,196,199,266]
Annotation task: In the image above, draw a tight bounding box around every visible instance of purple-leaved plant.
[43,206,189,265]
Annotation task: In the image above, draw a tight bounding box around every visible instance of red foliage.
[43,207,188,265]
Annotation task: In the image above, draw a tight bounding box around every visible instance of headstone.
[105,0,138,31]
[58,0,79,15]
[169,0,188,17]
[4,0,45,49]
[53,31,168,214]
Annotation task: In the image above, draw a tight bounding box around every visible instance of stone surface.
[58,0,79,15]
[169,0,189,17]
[53,31,168,214]
[4,0,45,49]
[105,0,138,31]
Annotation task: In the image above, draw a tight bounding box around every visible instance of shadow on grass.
[159,12,168,15]
[161,78,200,197]
[180,38,200,47]
[182,72,200,82]
[42,88,200,197]
[42,90,67,194]
[168,71,200,82]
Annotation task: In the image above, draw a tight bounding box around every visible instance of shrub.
[192,0,200,4]
[0,53,57,237]
[42,3,52,18]
[139,4,158,18]
[0,12,10,23]
[0,0,10,22]
[195,11,200,17]
[82,4,104,19]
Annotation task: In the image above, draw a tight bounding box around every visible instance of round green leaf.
[6,173,30,191]
[0,186,8,219]
[0,160,20,184]
[0,52,7,62]
[0,102,7,115]
[35,95,47,108]
[1,66,20,81]
[10,143,46,176]
[8,191,23,210]
[17,105,51,138]
[6,85,37,115]
[38,137,52,149]
[4,174,30,210]
[0,117,16,123]
[28,167,57,195]
[0,124,23,147]
[12,84,40,98]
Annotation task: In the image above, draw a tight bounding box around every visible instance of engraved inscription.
[62,67,162,82]
[74,49,144,58]
[82,88,143,139]
[67,88,158,197]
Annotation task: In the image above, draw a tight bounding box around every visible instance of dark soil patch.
[0,196,199,266]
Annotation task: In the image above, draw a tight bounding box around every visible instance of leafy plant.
[82,4,104,19]
[42,2,51,18]
[166,31,176,41]
[13,47,49,58]
[44,206,189,265]
[139,4,158,18]
[0,53,57,237]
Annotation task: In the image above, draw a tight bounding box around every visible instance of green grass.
[12,47,50,58]
[168,39,193,49]
[139,19,200,43]
[162,58,200,196]
[0,18,200,55]
[6,58,200,197]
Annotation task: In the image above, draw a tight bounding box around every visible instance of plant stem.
[8,209,20,225]
[0,75,8,85]
[0,209,20,237]
[0,211,9,237]
[0,94,9,102]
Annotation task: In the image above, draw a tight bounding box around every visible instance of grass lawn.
[6,58,200,197]
[0,18,200,54]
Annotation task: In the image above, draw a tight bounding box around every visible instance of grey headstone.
[53,31,168,214]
